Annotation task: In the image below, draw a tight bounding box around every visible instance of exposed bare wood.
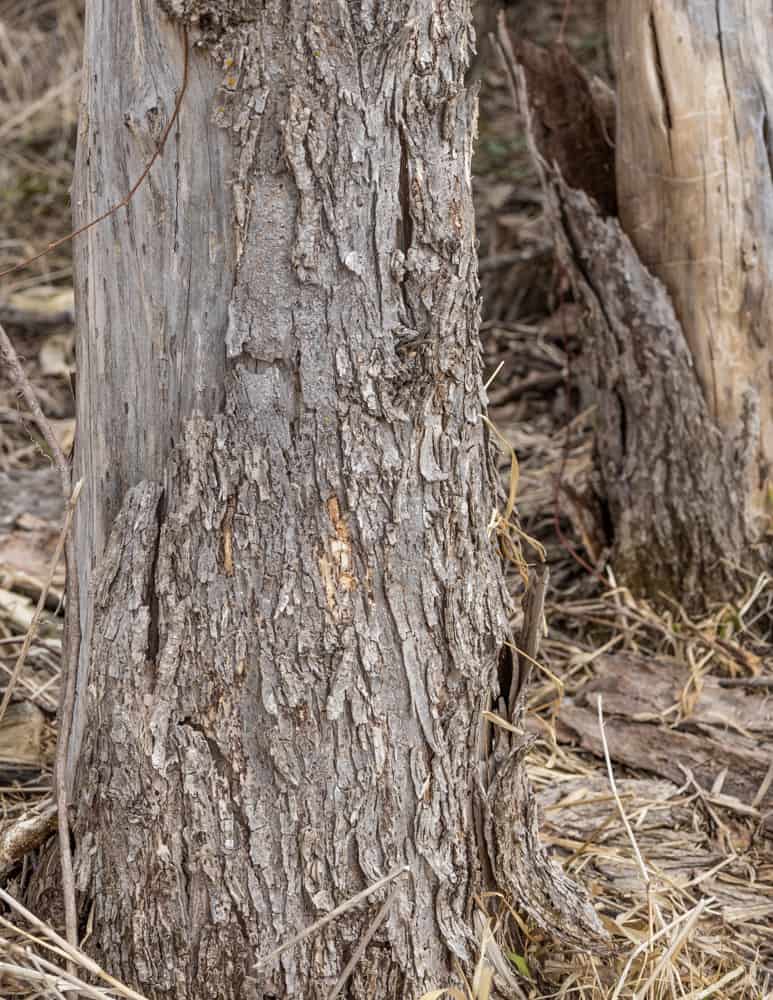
[497,20,769,601]
[614,1,773,526]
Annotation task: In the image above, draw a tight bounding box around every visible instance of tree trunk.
[613,0,773,533]
[501,4,773,602]
[68,2,510,997]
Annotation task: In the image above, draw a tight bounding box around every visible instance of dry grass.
[0,884,148,999]
[0,1,771,999]
[0,0,82,290]
[0,0,80,469]
[426,567,773,997]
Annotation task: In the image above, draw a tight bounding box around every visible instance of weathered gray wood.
[67,0,234,786]
[70,2,516,997]
[557,653,773,831]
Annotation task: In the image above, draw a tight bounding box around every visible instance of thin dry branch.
[325,885,398,999]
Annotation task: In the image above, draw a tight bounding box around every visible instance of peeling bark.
[482,737,608,954]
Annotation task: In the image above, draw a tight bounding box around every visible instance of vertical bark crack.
[762,110,773,188]
[714,1,731,109]
[397,125,413,255]
[616,387,628,459]
[649,13,672,137]
[145,489,165,664]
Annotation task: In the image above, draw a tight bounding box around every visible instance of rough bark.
[69,3,511,997]
[65,4,613,995]
[554,184,752,597]
[498,22,770,601]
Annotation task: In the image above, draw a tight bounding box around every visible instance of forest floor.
[0,2,771,998]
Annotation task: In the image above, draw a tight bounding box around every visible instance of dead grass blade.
[255,865,409,970]
[0,887,149,1000]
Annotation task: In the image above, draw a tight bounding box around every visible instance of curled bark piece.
[485,738,611,954]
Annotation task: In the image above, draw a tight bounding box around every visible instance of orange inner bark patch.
[221,495,236,577]
[319,497,358,614]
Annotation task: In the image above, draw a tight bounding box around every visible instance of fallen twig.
[0,798,57,880]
